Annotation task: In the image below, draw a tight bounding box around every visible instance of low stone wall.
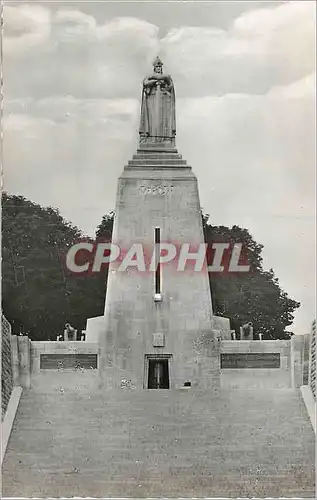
[219,339,299,389]
[1,316,13,418]
[4,336,100,394]
[4,335,309,393]
[1,317,26,462]
[308,320,316,399]
[31,341,99,372]
[30,341,100,392]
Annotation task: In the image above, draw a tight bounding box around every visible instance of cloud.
[176,77,315,223]
[3,96,140,238]
[55,9,97,32]
[4,5,159,98]
[268,72,316,98]
[4,4,52,55]
[4,1,315,99]
[161,1,315,95]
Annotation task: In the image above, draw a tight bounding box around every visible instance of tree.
[203,217,300,339]
[96,211,115,240]
[2,193,106,340]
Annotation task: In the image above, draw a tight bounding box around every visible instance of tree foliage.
[96,211,115,240]
[2,193,106,340]
[202,216,299,338]
[2,194,299,340]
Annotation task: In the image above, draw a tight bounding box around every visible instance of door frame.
[144,354,173,389]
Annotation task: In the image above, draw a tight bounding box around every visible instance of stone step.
[128,159,187,166]
[125,162,190,170]
[133,152,182,159]
[130,159,186,165]
[136,148,178,154]
[2,387,315,497]
[124,165,191,170]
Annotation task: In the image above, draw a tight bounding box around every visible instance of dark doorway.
[148,358,169,389]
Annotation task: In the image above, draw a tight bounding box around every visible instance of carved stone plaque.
[152,333,165,347]
[220,353,280,369]
[40,353,98,369]
[138,185,173,196]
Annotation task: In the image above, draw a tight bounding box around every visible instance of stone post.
[17,336,31,389]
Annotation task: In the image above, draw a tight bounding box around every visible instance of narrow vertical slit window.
[154,227,162,301]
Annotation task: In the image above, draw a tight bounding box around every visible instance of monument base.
[137,147,178,153]
[138,137,176,152]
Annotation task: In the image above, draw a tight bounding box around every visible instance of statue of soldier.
[64,323,77,341]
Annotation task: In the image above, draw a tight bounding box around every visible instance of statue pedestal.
[64,331,77,342]
[138,141,176,153]
[98,148,223,391]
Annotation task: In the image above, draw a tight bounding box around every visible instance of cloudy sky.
[3,1,316,333]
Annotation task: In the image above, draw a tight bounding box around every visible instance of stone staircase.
[125,149,190,169]
[2,383,315,497]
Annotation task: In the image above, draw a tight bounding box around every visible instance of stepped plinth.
[126,149,189,169]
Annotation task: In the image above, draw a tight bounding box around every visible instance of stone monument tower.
[97,57,230,390]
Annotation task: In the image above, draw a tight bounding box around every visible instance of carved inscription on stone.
[221,353,280,369]
[153,333,165,347]
[138,185,173,196]
[40,354,98,369]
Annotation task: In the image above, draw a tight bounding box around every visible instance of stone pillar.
[291,335,305,388]
[17,336,31,389]
[10,335,20,386]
